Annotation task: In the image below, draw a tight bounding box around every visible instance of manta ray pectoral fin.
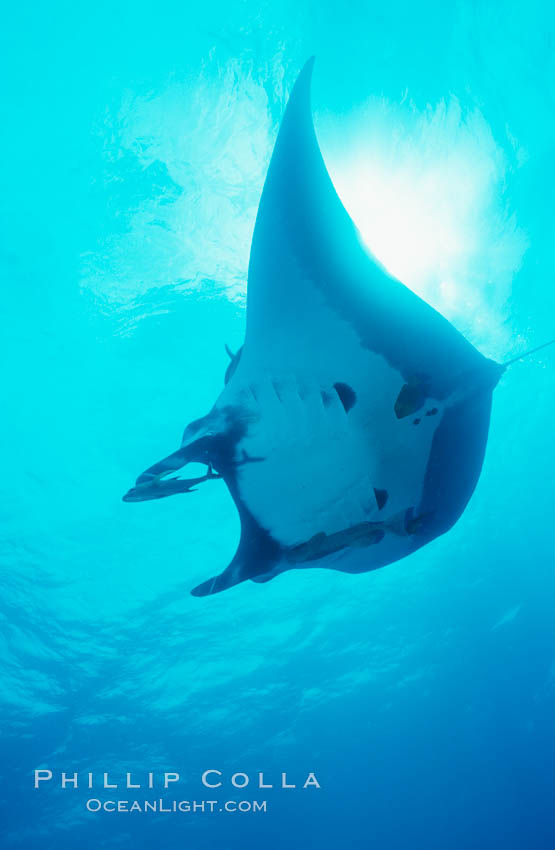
[241,58,491,406]
[190,546,275,597]
[191,563,244,597]
[381,507,433,537]
[250,572,276,584]
[190,484,282,596]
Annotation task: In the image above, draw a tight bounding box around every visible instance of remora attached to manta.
[124,59,554,597]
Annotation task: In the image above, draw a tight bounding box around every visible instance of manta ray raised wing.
[124,59,508,596]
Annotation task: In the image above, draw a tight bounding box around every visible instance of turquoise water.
[2,2,555,847]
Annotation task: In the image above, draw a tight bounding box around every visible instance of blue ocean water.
[1,1,555,848]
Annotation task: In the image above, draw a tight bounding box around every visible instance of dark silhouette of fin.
[190,484,282,596]
[191,567,244,597]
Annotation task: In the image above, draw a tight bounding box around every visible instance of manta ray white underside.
[125,59,503,596]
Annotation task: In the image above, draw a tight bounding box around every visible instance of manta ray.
[124,59,553,596]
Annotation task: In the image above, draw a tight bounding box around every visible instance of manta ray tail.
[502,338,555,368]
